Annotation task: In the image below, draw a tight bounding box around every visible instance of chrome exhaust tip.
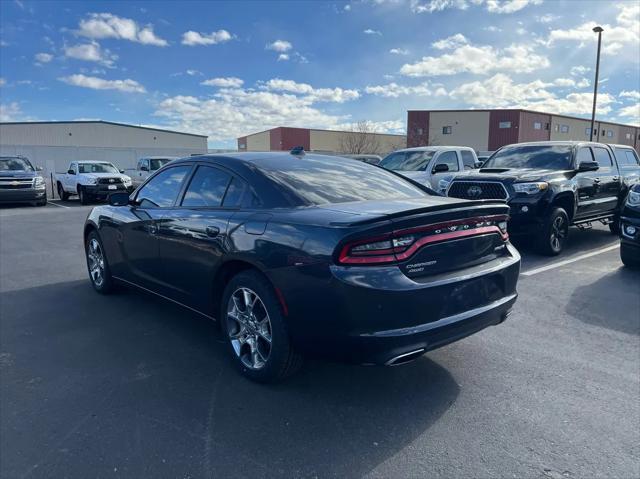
[385,348,426,366]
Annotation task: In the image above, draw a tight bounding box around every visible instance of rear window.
[258,156,429,206]
[483,145,572,170]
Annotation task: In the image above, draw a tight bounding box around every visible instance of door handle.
[593,178,601,184]
[612,176,619,182]
[206,226,220,237]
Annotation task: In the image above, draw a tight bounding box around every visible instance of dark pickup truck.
[446,141,640,255]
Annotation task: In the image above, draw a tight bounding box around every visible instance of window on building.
[442,126,452,135]
[560,125,570,134]
[593,147,613,167]
[585,128,592,137]
[545,123,550,130]
[554,124,560,132]
[417,128,423,135]
[606,130,614,138]
[533,122,542,130]
[499,121,512,129]
[602,130,606,136]
[239,143,246,149]
[626,133,632,140]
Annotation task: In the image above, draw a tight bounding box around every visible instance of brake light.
[338,215,508,265]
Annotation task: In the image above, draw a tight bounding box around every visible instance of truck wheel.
[57,182,69,201]
[608,216,620,235]
[220,270,303,383]
[36,195,47,207]
[620,244,640,268]
[78,186,91,205]
[85,230,115,293]
[536,207,569,256]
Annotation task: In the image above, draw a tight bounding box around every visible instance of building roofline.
[407,108,639,130]
[241,126,406,138]
[0,120,209,138]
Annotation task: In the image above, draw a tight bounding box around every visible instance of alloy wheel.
[226,287,272,370]
[87,238,105,287]
[550,215,567,252]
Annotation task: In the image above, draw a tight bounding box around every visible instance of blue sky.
[0,0,638,148]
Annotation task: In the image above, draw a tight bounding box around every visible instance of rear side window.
[617,149,640,166]
[593,147,613,167]
[461,150,476,170]
[182,165,231,207]
[137,165,191,208]
[434,151,459,172]
[222,177,247,207]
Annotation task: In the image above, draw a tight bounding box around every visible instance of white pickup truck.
[55,160,133,204]
[379,146,481,193]
[125,156,177,187]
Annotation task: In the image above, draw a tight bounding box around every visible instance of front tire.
[620,243,640,268]
[35,195,47,207]
[85,230,115,294]
[221,270,302,383]
[608,216,620,235]
[536,207,569,256]
[79,186,91,205]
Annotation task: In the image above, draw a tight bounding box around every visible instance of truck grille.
[0,178,34,189]
[97,177,123,185]
[448,181,508,200]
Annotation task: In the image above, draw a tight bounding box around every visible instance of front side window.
[78,162,119,174]
[434,151,459,172]
[483,145,572,170]
[380,150,436,171]
[576,148,594,164]
[0,157,34,171]
[461,150,476,170]
[150,158,171,170]
[592,147,613,167]
[182,166,231,207]
[136,165,191,208]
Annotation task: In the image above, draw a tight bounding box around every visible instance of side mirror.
[433,163,449,174]
[474,160,484,169]
[36,165,43,171]
[578,161,599,172]
[119,170,124,174]
[108,192,131,206]
[140,166,149,172]
[67,169,75,175]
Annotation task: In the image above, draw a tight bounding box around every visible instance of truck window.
[434,151,459,172]
[461,151,476,170]
[592,147,612,167]
[576,148,594,164]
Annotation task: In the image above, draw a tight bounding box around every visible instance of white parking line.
[521,244,620,277]
[48,201,71,209]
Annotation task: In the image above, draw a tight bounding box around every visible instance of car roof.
[501,141,609,148]
[610,144,636,149]
[394,146,474,153]
[139,156,179,160]
[76,160,117,163]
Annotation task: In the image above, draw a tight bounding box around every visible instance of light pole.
[589,26,603,142]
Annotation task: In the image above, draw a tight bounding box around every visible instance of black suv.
[620,183,640,268]
[446,141,640,255]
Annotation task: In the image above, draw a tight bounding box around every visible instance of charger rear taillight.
[337,215,509,265]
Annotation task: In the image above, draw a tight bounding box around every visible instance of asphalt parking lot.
[1,201,638,478]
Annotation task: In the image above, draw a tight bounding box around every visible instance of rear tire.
[57,182,69,201]
[85,230,115,294]
[220,270,302,383]
[536,207,569,256]
[620,244,640,268]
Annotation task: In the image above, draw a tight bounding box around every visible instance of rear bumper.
[0,188,46,203]
[275,243,521,365]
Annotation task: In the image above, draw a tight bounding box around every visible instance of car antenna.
[290,146,305,156]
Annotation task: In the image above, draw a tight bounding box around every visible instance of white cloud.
[536,13,558,23]
[400,41,549,77]
[620,90,640,100]
[59,74,146,93]
[337,119,406,134]
[182,30,232,46]
[201,77,244,88]
[262,78,360,103]
[363,28,382,35]
[570,65,590,76]
[390,48,409,55]
[34,52,53,64]
[365,81,433,98]
[266,40,292,52]
[449,73,615,115]
[186,69,201,76]
[432,33,468,50]
[64,42,118,67]
[344,4,352,10]
[617,104,640,124]
[277,53,290,61]
[0,78,5,87]
[411,0,542,14]
[77,13,168,46]
[546,4,639,56]
[0,102,22,121]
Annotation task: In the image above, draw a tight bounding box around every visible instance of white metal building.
[0,121,208,177]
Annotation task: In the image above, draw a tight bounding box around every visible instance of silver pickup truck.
[125,156,178,187]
